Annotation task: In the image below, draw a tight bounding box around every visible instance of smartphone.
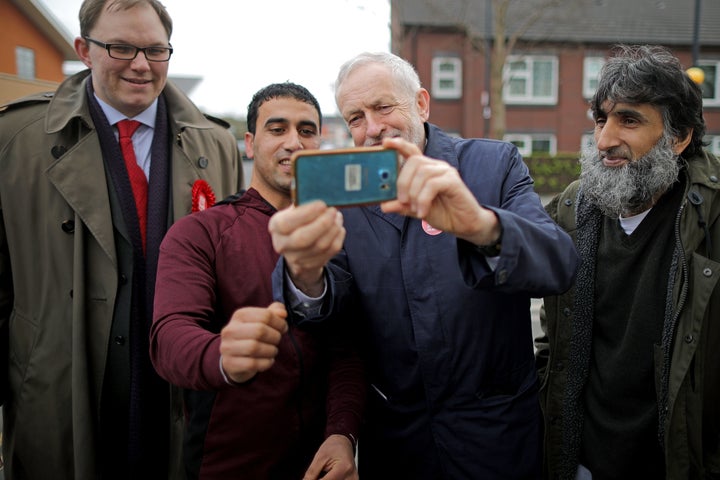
[291,146,399,207]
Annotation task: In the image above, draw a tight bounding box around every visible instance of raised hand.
[269,202,345,296]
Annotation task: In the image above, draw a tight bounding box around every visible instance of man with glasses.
[0,1,242,479]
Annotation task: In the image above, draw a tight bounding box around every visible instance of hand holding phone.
[291,146,399,207]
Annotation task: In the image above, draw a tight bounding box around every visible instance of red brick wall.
[395,28,720,153]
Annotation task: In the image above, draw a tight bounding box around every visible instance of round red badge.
[422,219,443,236]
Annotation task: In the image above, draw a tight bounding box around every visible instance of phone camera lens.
[379,169,390,180]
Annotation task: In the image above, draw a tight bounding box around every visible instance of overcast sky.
[38,0,392,118]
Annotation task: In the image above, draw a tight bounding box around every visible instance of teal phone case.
[292,147,399,207]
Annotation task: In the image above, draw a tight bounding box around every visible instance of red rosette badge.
[191,179,216,213]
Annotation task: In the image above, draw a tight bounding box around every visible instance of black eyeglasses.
[84,36,173,62]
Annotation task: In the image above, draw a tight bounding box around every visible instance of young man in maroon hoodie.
[151,82,365,480]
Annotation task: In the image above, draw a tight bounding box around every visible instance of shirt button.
[114,336,126,345]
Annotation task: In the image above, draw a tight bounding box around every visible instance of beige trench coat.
[0,69,242,479]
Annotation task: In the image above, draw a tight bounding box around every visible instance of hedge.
[523,153,581,194]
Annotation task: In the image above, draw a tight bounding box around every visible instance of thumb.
[302,455,326,480]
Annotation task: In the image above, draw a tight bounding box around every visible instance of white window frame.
[581,133,595,153]
[16,46,35,80]
[583,57,604,99]
[503,55,558,105]
[431,56,462,99]
[698,60,720,107]
[709,135,720,156]
[504,133,557,156]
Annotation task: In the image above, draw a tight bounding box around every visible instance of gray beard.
[579,134,680,217]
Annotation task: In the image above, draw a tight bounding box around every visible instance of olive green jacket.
[536,151,720,479]
[0,70,242,480]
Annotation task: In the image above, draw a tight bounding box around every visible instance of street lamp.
[692,0,701,66]
[687,0,704,85]
[687,67,705,85]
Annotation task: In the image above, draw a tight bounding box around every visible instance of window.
[583,57,604,98]
[504,134,557,156]
[16,46,36,80]
[581,133,595,153]
[432,56,462,99]
[697,61,720,106]
[503,55,558,105]
[708,135,720,156]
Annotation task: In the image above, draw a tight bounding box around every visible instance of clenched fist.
[219,301,289,384]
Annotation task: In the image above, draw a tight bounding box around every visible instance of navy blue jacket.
[275,123,578,479]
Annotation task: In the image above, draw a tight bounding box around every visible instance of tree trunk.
[489,0,508,140]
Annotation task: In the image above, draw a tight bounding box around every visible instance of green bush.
[524,153,581,194]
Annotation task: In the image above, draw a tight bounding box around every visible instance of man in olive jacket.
[0,1,242,478]
[536,45,720,479]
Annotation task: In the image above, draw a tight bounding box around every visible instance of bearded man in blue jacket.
[269,51,578,479]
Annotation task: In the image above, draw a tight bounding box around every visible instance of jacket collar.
[684,150,720,194]
[424,122,460,170]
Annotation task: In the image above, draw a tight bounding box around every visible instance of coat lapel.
[46,132,118,266]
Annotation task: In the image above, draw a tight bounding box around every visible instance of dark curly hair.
[591,44,707,158]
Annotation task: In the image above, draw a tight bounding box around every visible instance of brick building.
[0,0,76,104]
[391,0,720,157]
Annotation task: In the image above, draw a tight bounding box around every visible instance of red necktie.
[117,119,147,252]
